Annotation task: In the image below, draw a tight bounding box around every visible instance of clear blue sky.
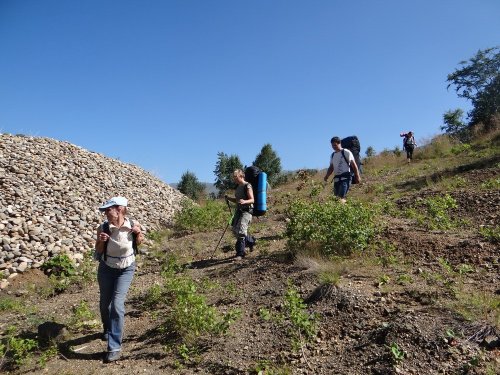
[1,1,499,183]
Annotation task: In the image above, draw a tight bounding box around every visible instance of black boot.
[235,238,246,259]
[245,235,256,252]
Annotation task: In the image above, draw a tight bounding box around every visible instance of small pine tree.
[213,152,243,198]
[253,144,282,185]
[177,171,205,201]
[365,146,375,158]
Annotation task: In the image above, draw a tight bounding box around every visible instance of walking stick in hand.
[209,197,233,260]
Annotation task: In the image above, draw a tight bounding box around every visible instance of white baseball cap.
[99,196,128,212]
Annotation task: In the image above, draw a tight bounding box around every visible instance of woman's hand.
[131,224,142,235]
[99,232,110,242]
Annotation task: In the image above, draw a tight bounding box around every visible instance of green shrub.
[173,199,227,233]
[37,344,58,368]
[68,300,98,331]
[286,198,377,256]
[41,254,76,277]
[76,250,96,285]
[143,282,165,308]
[450,143,471,154]
[1,326,38,368]
[164,275,240,342]
[283,282,317,350]
[147,229,171,243]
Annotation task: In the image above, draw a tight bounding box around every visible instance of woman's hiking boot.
[235,238,246,258]
[245,235,256,252]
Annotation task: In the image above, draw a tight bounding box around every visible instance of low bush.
[68,300,98,332]
[173,199,227,233]
[285,198,377,256]
[0,326,38,369]
[283,282,317,347]
[41,254,76,277]
[164,275,240,343]
[450,143,471,155]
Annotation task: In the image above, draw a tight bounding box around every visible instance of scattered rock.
[37,321,69,346]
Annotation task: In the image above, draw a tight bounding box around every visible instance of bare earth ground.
[0,165,499,374]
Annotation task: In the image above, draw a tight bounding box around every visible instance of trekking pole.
[209,197,233,260]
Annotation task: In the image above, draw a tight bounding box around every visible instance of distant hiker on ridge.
[323,136,361,203]
[401,131,417,163]
[225,169,256,261]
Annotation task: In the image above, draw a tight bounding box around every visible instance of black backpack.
[341,136,362,173]
[244,165,267,216]
[340,150,358,184]
[100,219,138,261]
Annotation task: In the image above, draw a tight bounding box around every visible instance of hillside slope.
[0,132,498,374]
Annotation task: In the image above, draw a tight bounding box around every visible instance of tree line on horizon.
[177,143,284,201]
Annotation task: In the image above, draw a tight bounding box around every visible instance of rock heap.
[0,133,186,287]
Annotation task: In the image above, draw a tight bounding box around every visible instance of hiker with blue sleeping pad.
[225,169,256,261]
[323,136,361,203]
[94,196,143,363]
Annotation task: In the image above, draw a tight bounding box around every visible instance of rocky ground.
[0,137,499,374]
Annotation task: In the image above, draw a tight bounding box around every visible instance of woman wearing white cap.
[95,196,143,363]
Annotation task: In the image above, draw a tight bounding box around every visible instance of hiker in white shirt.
[324,136,361,203]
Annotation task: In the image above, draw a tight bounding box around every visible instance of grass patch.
[0,297,25,313]
[406,194,459,230]
[480,177,500,190]
[451,290,500,328]
[479,226,500,244]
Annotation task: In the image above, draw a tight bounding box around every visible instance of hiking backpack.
[99,219,139,261]
[340,150,358,184]
[244,165,267,216]
[341,136,362,173]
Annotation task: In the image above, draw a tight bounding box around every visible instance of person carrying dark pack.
[401,131,417,163]
[324,136,362,203]
[341,135,362,174]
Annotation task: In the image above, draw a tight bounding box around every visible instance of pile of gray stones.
[0,133,187,289]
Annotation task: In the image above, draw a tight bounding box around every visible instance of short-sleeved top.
[235,183,253,208]
[330,148,354,181]
[102,218,135,269]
